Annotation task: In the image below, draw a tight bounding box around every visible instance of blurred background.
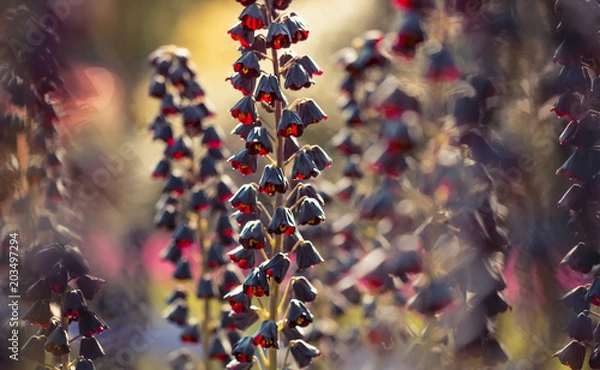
[0,0,585,369]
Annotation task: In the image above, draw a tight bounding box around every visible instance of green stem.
[197,211,211,370]
[265,1,284,368]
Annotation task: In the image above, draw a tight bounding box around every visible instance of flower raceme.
[225,1,328,369]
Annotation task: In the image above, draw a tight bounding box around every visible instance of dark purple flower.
[225,285,252,314]
[239,220,267,249]
[233,52,261,79]
[298,198,326,226]
[181,321,201,343]
[239,4,266,31]
[252,320,279,348]
[268,207,297,236]
[246,127,273,155]
[227,73,257,96]
[78,309,108,337]
[228,22,255,47]
[79,336,106,360]
[295,241,324,269]
[163,298,188,326]
[290,339,321,368]
[296,99,327,125]
[561,242,600,273]
[266,22,291,50]
[554,340,586,370]
[256,74,283,104]
[173,258,193,280]
[284,13,309,43]
[259,164,288,195]
[278,109,304,137]
[285,63,313,90]
[230,96,258,124]
[260,253,290,284]
[45,327,70,356]
[293,276,318,302]
[64,289,87,320]
[291,150,320,180]
[243,267,270,297]
[232,336,256,363]
[228,245,256,269]
[229,148,258,175]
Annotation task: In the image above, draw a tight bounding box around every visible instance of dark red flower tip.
[266,22,292,50]
[246,126,273,155]
[163,172,186,196]
[235,0,257,5]
[228,245,256,269]
[228,22,255,47]
[181,105,204,130]
[228,148,258,175]
[230,96,258,124]
[259,164,288,195]
[243,267,270,297]
[227,73,257,96]
[239,4,266,31]
[239,220,267,249]
[392,0,434,11]
[189,187,210,212]
[233,51,261,79]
